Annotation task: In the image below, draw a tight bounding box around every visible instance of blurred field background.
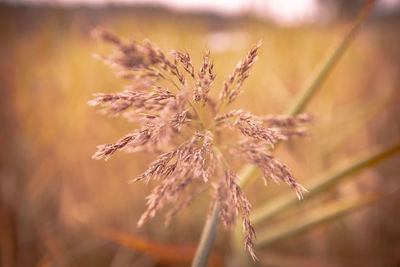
[1,1,400,266]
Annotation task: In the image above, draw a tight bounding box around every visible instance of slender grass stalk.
[191,203,220,267]
[192,160,261,267]
[255,193,383,247]
[250,143,400,225]
[229,0,376,264]
[236,0,376,191]
[236,0,377,212]
[288,0,375,116]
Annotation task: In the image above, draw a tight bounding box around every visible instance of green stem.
[230,1,376,264]
[191,203,220,267]
[191,134,230,267]
[288,0,375,116]
[233,8,371,191]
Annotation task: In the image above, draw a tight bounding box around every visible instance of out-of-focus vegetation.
[0,3,399,266]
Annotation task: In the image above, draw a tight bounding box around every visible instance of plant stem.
[191,157,261,267]
[288,0,375,116]
[191,203,221,267]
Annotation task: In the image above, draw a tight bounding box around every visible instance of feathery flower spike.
[90,28,312,259]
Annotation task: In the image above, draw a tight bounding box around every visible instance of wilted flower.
[89,27,313,260]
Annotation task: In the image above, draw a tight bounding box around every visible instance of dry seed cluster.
[89,27,312,259]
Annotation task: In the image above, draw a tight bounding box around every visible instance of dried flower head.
[89,27,313,260]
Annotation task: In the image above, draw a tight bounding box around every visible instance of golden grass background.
[1,3,400,266]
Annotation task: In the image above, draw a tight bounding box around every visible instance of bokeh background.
[1,0,400,266]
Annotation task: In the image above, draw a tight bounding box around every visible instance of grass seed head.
[90,29,312,259]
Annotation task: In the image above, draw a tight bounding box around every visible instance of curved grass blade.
[255,191,389,247]
[251,143,400,225]
[93,226,224,267]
